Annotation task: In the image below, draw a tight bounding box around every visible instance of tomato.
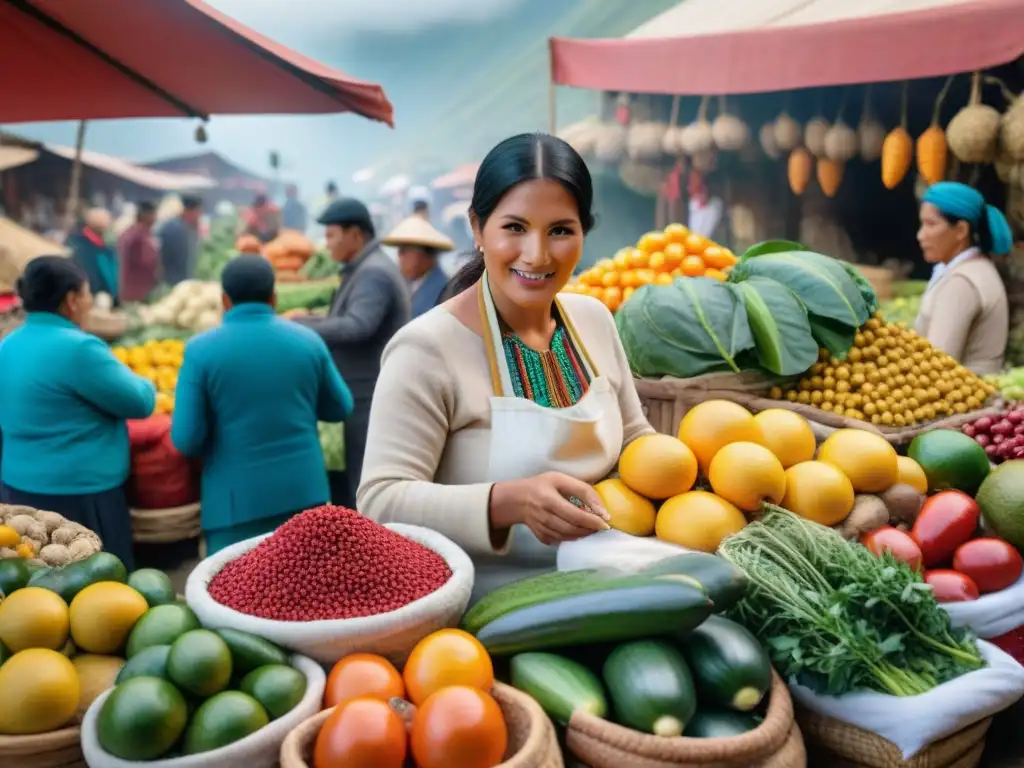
[910,490,980,567]
[324,653,405,709]
[410,686,508,768]
[313,698,407,768]
[923,569,980,602]
[952,538,1024,593]
[403,629,494,706]
[860,526,923,571]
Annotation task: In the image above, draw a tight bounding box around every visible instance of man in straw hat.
[383,215,454,318]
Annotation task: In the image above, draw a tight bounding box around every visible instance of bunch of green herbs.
[719,506,983,697]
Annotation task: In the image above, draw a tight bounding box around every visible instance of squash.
[773,111,801,151]
[917,76,955,186]
[882,82,913,190]
[858,85,886,162]
[679,96,714,155]
[947,70,1001,164]
[603,640,697,737]
[678,615,772,712]
[804,117,831,158]
[787,147,813,195]
[235,234,262,254]
[711,96,750,152]
[510,652,607,724]
[759,122,781,160]
[816,158,844,198]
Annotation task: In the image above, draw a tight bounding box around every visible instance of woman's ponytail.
[437,248,485,305]
[982,204,1013,256]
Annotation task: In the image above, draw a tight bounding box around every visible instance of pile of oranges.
[562,223,738,312]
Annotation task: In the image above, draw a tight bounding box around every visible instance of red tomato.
[952,538,1024,593]
[910,491,980,567]
[923,569,980,602]
[860,526,923,571]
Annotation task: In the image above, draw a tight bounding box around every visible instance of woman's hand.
[490,472,610,547]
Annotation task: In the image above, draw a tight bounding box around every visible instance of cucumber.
[679,615,772,712]
[461,568,630,635]
[510,652,607,725]
[642,553,748,613]
[30,552,128,604]
[684,709,760,738]
[475,581,712,655]
[214,628,288,673]
[603,640,696,737]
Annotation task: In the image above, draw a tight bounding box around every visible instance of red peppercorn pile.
[207,505,453,621]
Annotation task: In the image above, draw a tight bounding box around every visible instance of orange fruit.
[684,233,709,254]
[634,269,656,286]
[403,629,494,706]
[678,400,764,475]
[594,258,614,272]
[628,248,650,269]
[313,698,407,768]
[655,491,747,552]
[648,251,668,272]
[637,231,668,254]
[782,461,855,525]
[324,654,405,709]
[612,248,631,270]
[663,223,690,244]
[709,442,787,512]
[655,272,674,286]
[619,270,639,289]
[603,286,622,311]
[896,456,928,494]
[702,246,737,270]
[579,269,600,287]
[618,434,698,500]
[704,268,727,281]
[664,242,686,267]
[594,478,657,536]
[410,686,507,768]
[818,429,899,493]
[601,271,620,287]
[670,267,683,278]
[680,255,705,277]
[622,286,635,302]
[587,286,606,302]
[753,409,817,469]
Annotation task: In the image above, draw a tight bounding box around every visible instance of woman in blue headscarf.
[915,182,1014,375]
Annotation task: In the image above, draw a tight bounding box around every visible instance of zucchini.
[684,709,760,738]
[642,553,748,613]
[603,640,696,737]
[29,552,127,604]
[475,581,711,655]
[462,568,632,635]
[680,615,771,712]
[510,652,607,724]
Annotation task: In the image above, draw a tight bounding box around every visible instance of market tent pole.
[65,120,88,220]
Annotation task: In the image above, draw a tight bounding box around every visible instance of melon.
[975,461,1024,550]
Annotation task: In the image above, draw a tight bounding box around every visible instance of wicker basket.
[796,708,991,768]
[565,670,805,768]
[0,725,84,768]
[279,682,564,768]
[130,502,201,543]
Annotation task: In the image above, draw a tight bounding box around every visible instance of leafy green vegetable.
[808,314,858,359]
[276,279,339,314]
[733,277,818,376]
[719,507,983,698]
[837,262,879,316]
[301,251,338,280]
[195,216,240,281]
[740,240,807,261]
[615,279,755,378]
[319,422,345,471]
[728,250,869,329]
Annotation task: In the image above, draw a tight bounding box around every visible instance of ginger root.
[836,494,889,541]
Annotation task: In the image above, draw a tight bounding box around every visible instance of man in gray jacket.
[290,198,411,507]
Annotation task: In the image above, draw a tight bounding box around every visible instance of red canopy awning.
[1,0,394,125]
[550,0,1024,95]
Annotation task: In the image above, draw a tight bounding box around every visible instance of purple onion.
[976,433,992,447]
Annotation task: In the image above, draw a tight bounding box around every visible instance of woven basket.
[565,670,805,768]
[130,502,201,543]
[796,708,991,768]
[635,372,997,448]
[279,682,564,768]
[0,725,84,768]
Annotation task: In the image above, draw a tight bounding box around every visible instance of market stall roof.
[431,163,479,191]
[550,0,1024,95]
[0,0,394,125]
[142,151,279,193]
[0,146,41,172]
[42,144,217,192]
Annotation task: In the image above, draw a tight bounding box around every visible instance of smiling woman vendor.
[915,182,1013,375]
[358,133,655,601]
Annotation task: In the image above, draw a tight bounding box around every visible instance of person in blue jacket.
[0,256,156,567]
[171,255,353,554]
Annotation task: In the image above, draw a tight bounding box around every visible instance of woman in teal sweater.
[0,257,155,567]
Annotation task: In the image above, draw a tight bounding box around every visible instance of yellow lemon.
[708,442,787,513]
[594,479,656,536]
[782,461,855,525]
[69,583,149,655]
[655,491,747,552]
[818,429,899,493]
[0,649,80,734]
[678,400,764,475]
[896,456,929,494]
[618,434,697,500]
[0,587,70,652]
[753,409,817,469]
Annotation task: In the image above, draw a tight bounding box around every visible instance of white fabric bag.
[789,641,1024,759]
[81,654,325,768]
[186,523,474,665]
[942,575,1024,638]
[557,529,691,573]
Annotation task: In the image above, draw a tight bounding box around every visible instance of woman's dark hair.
[937,210,995,255]
[16,256,88,313]
[441,133,595,300]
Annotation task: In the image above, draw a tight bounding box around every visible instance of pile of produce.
[985,368,1024,402]
[195,215,240,280]
[111,337,184,415]
[0,504,102,565]
[301,250,339,280]
[962,405,1024,462]
[562,223,738,312]
[311,630,508,767]
[137,280,223,333]
[276,278,338,315]
[261,231,317,281]
[207,506,452,621]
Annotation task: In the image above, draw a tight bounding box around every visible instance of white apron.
[471,274,622,601]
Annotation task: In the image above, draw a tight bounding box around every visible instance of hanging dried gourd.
[946,71,1001,164]
[882,82,913,189]
[563,116,600,159]
[804,91,830,157]
[858,85,886,162]
[817,158,844,198]
[995,81,1024,161]
[626,96,665,162]
[788,147,813,195]
[595,93,628,164]
[824,94,858,163]
[759,122,781,159]
[773,102,802,151]
[916,75,955,187]
[712,95,751,151]
[679,95,715,155]
[662,96,685,157]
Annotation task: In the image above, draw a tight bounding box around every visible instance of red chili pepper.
[208,506,452,621]
[910,490,980,568]
[923,569,980,603]
[860,526,923,571]
[952,538,1024,594]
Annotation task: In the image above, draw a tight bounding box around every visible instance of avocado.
[167,630,232,698]
[214,628,288,674]
[239,664,307,719]
[97,677,188,761]
[183,691,269,755]
[127,569,176,608]
[125,604,200,658]
[116,645,171,684]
